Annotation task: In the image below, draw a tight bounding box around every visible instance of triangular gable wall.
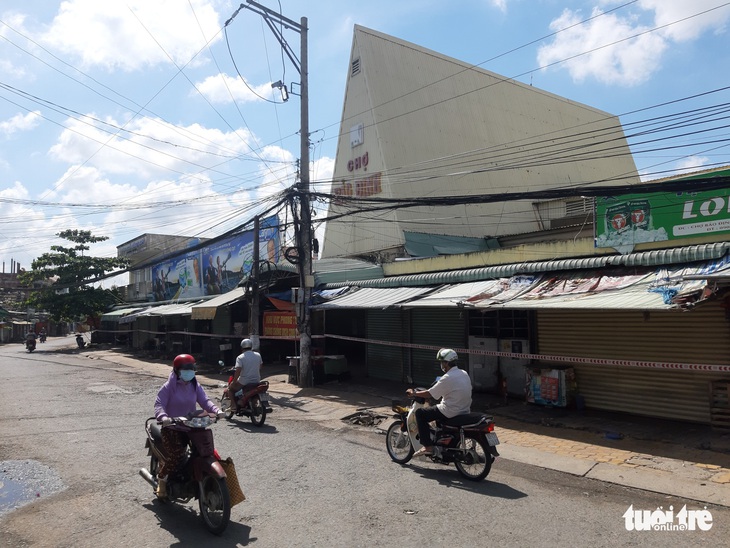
[322,25,640,259]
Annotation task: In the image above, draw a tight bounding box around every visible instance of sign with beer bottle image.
[595,186,730,252]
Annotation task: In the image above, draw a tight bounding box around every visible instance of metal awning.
[191,288,246,320]
[465,263,721,310]
[486,274,669,310]
[401,280,506,308]
[136,301,203,317]
[310,286,436,310]
[100,307,144,322]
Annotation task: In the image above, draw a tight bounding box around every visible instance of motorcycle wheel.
[220,395,234,419]
[199,476,231,535]
[249,396,266,427]
[385,420,414,464]
[454,436,493,481]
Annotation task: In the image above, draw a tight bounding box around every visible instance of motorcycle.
[25,338,36,353]
[385,388,500,481]
[39,333,47,343]
[219,363,269,426]
[138,412,232,535]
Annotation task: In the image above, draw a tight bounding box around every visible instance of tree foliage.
[19,230,130,322]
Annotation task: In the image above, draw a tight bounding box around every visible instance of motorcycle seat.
[440,412,492,429]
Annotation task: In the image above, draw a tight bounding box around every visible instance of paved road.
[2,338,730,547]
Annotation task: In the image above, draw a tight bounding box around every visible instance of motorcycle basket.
[220,457,245,506]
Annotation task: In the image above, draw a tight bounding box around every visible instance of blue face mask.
[180,369,195,382]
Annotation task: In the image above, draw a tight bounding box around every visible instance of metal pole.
[249,216,260,351]
[298,16,313,388]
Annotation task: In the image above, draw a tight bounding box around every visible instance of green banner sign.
[595,186,730,249]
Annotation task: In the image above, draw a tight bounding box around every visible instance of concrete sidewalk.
[77,343,730,508]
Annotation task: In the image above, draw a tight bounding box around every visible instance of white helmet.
[436,348,458,363]
[240,338,253,350]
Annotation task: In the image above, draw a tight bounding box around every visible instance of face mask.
[180,369,195,382]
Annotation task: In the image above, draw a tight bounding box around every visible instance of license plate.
[260,393,270,402]
[485,432,500,446]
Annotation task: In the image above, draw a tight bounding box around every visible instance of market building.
[104,26,730,426]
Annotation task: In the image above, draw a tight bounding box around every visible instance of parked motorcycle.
[25,338,36,353]
[219,364,269,426]
[138,412,232,535]
[385,388,500,481]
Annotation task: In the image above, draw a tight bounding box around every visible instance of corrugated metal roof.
[311,286,435,310]
[191,288,246,320]
[402,280,505,308]
[322,243,730,289]
[100,307,144,322]
[490,278,674,310]
[141,301,202,317]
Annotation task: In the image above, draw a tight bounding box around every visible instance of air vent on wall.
[351,58,361,76]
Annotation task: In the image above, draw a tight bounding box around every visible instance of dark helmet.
[173,354,196,371]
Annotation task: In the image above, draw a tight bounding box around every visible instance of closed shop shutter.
[536,302,730,423]
[367,309,405,382]
[212,306,231,335]
[411,308,465,386]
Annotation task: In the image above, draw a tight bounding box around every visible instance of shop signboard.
[263,311,298,338]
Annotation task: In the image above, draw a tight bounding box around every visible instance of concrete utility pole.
[237,1,312,386]
[249,215,260,351]
[297,18,314,388]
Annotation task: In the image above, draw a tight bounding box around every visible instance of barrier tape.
[323,333,730,373]
[91,328,730,372]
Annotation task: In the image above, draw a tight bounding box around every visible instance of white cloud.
[0,111,41,136]
[538,7,666,86]
[47,114,261,181]
[39,0,222,71]
[538,1,730,86]
[490,0,508,13]
[674,155,710,173]
[638,0,730,42]
[195,73,274,104]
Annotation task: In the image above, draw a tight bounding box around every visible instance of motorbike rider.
[154,354,224,499]
[406,348,472,458]
[228,338,263,413]
[25,331,37,348]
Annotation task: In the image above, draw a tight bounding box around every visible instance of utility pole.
[236,1,313,387]
[297,17,314,388]
[249,215,260,351]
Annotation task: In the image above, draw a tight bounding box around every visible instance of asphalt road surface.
[1,339,729,547]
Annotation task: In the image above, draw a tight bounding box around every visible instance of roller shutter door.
[410,308,465,386]
[367,309,405,382]
[536,303,730,423]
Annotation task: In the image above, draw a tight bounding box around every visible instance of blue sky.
[1,0,729,285]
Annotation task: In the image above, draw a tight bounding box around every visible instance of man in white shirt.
[229,338,263,412]
[407,348,472,458]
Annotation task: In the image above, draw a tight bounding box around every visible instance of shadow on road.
[143,500,254,546]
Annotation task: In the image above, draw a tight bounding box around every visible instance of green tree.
[19,230,130,323]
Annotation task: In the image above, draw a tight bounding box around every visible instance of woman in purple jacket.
[153,354,223,498]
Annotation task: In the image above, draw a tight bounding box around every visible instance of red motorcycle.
[138,412,232,535]
[219,364,269,427]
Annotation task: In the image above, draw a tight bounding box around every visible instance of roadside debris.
[341,410,388,427]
